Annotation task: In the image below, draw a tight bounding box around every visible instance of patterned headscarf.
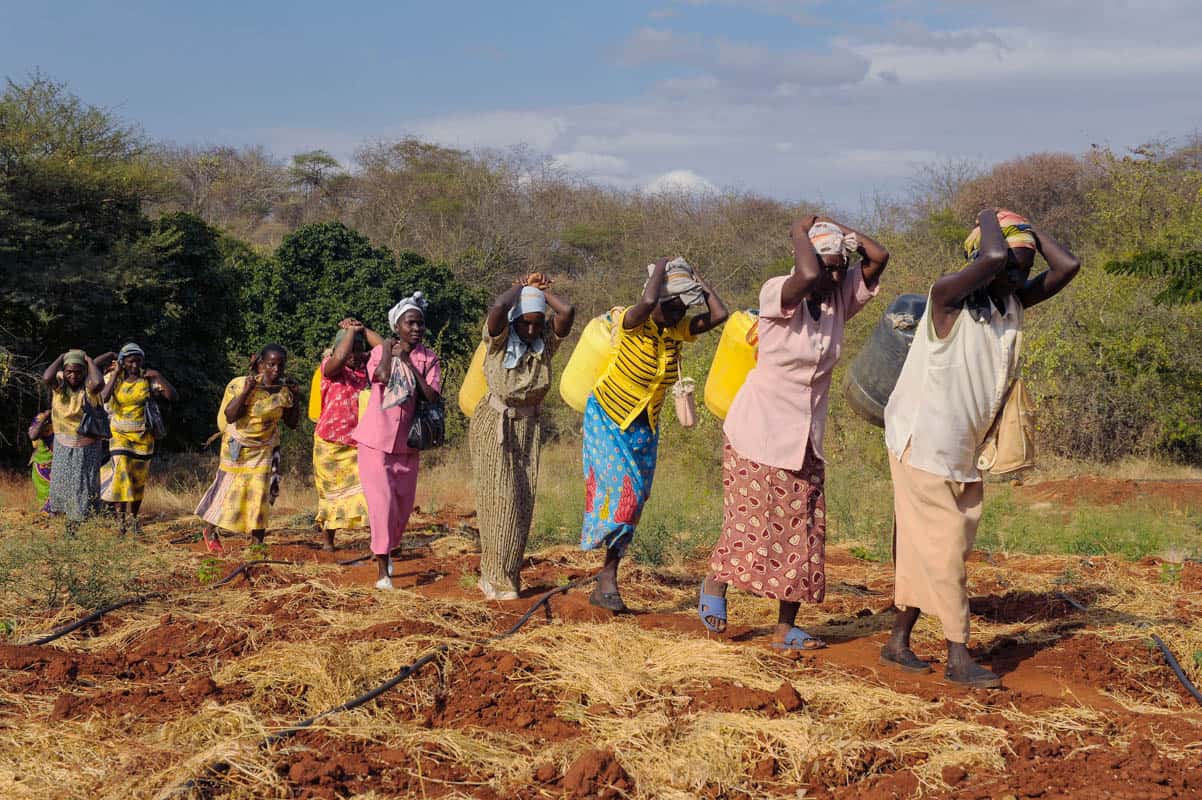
[388,291,427,331]
[963,210,1036,263]
[962,210,1036,323]
[63,350,87,367]
[648,257,707,307]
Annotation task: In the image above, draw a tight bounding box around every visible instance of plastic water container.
[844,293,927,428]
[309,365,372,424]
[559,307,624,413]
[307,367,323,422]
[703,309,759,420]
[457,342,488,418]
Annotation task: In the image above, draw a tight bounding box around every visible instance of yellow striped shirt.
[593,308,695,430]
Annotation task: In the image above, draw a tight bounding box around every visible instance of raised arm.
[545,289,576,337]
[485,285,524,338]
[825,218,890,288]
[42,353,65,389]
[624,258,668,330]
[224,358,260,424]
[324,321,364,378]
[84,355,103,394]
[99,362,121,403]
[931,209,1008,313]
[144,368,178,402]
[1016,226,1081,308]
[780,215,823,309]
[688,272,729,336]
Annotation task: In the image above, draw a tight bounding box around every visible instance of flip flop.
[589,587,628,613]
[204,535,224,555]
[698,583,728,633]
[772,627,826,651]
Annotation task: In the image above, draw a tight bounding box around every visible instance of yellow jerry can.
[458,341,488,418]
[310,365,372,424]
[703,309,759,420]
[559,307,624,413]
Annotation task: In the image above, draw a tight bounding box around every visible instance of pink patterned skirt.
[708,438,827,603]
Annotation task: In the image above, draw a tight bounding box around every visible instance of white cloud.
[644,169,718,194]
[411,110,568,151]
[619,27,870,91]
[551,151,630,175]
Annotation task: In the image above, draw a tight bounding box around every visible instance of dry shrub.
[952,152,1094,245]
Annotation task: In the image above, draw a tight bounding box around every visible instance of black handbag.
[407,394,445,450]
[145,395,167,439]
[78,396,111,440]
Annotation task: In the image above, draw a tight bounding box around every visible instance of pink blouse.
[723,265,878,470]
[352,344,442,454]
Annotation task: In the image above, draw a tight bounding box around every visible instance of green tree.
[234,221,487,370]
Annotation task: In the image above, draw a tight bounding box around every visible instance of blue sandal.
[698,583,728,633]
[772,627,826,651]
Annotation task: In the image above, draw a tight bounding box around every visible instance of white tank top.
[884,292,1022,482]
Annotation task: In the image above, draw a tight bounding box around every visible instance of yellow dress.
[100,378,155,503]
[194,378,294,534]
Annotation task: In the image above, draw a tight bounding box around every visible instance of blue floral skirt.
[580,395,659,554]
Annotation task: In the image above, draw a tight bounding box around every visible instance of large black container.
[844,293,927,428]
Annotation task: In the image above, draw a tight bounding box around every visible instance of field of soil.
[1,477,1200,799]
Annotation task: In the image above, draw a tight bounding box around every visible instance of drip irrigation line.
[163,572,599,799]
[24,592,168,646]
[1054,592,1202,707]
[210,559,298,587]
[1151,635,1202,707]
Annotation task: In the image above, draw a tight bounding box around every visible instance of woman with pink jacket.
[354,292,442,590]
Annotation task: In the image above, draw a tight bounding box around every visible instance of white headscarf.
[503,286,548,369]
[388,291,427,332]
[807,222,858,259]
[382,291,427,409]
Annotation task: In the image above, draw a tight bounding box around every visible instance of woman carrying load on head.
[881,209,1079,688]
[195,344,301,554]
[97,343,178,535]
[701,216,890,651]
[354,292,442,590]
[313,318,384,551]
[582,258,728,612]
[471,273,575,600]
[41,349,105,529]
[28,411,54,512]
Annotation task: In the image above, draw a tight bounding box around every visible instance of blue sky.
[5,0,1202,207]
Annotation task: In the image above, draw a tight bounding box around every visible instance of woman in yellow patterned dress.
[195,344,301,554]
[98,343,177,535]
[313,319,382,551]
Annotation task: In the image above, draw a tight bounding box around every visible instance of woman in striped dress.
[470,275,575,600]
[581,258,727,611]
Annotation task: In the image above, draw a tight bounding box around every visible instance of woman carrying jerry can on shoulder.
[700,215,889,652]
[581,257,728,612]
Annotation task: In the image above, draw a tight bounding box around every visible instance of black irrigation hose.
[19,561,302,646]
[1054,592,1202,707]
[1151,634,1202,707]
[24,592,169,646]
[165,572,599,798]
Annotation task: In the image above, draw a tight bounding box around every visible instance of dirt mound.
[562,748,634,799]
[1017,477,1202,509]
[954,735,1202,799]
[969,589,1090,624]
[389,646,580,741]
[684,679,804,715]
[50,675,250,721]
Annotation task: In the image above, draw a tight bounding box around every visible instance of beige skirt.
[889,447,983,644]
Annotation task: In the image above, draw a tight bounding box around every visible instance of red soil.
[1016,476,1202,509]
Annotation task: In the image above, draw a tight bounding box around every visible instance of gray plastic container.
[844,293,927,428]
